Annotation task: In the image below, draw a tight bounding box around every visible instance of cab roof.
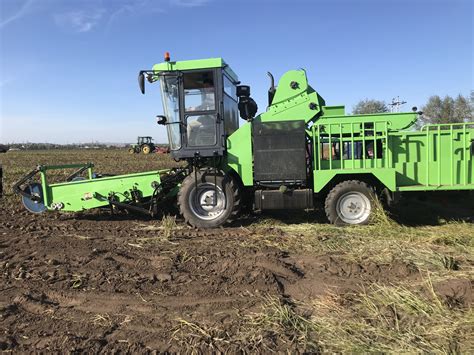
[152,57,238,82]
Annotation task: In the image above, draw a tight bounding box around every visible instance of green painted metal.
[322,105,345,116]
[36,164,167,212]
[226,69,326,185]
[311,121,397,192]
[392,123,474,190]
[221,64,473,193]
[258,70,325,124]
[316,111,418,133]
[152,57,238,82]
[226,122,253,185]
[311,121,474,193]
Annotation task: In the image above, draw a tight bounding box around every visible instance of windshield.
[159,75,181,150]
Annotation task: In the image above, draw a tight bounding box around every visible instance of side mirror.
[138,71,145,94]
[156,115,167,125]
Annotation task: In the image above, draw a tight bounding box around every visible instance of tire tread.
[178,170,240,228]
[324,180,374,226]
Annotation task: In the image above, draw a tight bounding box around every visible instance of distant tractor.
[129,136,155,154]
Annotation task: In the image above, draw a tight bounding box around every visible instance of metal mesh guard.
[253,120,307,182]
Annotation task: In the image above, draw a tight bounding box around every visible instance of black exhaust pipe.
[267,72,276,106]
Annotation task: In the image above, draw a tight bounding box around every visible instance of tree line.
[352,92,473,125]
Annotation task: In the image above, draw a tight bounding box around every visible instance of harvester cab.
[138,54,247,160]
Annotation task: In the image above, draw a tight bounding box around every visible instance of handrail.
[420,122,474,131]
[313,121,389,171]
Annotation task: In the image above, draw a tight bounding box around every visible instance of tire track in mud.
[1,208,468,352]
[1,209,306,351]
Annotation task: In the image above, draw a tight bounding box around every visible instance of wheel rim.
[22,183,47,214]
[336,191,371,224]
[143,146,150,154]
[188,183,226,221]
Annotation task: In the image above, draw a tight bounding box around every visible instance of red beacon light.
[164,52,171,62]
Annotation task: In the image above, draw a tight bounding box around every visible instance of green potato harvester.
[15,53,474,227]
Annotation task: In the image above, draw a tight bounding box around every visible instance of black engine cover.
[252,120,307,183]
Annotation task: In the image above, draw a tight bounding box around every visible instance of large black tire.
[325,180,375,226]
[142,144,152,154]
[178,171,240,228]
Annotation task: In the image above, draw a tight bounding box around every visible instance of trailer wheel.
[142,145,152,154]
[178,171,240,228]
[325,180,375,226]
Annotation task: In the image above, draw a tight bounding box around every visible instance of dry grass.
[171,279,473,353]
[251,214,474,274]
[171,318,232,352]
[307,282,473,353]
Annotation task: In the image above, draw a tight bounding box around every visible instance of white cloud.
[105,0,165,32]
[54,9,105,33]
[0,0,35,29]
[52,0,208,34]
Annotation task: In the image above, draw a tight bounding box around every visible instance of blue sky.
[0,0,472,143]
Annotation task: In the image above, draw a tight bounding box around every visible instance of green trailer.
[15,55,474,227]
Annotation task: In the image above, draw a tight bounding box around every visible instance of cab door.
[178,69,225,158]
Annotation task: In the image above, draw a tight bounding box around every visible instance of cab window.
[184,71,216,112]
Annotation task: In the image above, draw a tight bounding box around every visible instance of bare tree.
[421,94,472,124]
[352,99,388,115]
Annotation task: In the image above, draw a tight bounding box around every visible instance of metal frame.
[13,163,173,212]
[311,120,474,192]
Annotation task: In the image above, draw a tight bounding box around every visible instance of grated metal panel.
[253,120,307,182]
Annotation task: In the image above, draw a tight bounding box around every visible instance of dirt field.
[1,150,473,352]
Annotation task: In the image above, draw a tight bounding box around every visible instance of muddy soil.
[0,206,471,352]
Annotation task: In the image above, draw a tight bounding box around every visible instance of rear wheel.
[142,145,152,154]
[325,180,375,226]
[178,171,240,228]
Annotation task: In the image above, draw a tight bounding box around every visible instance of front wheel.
[325,180,375,226]
[178,171,240,228]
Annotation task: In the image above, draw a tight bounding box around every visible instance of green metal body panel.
[321,105,346,116]
[392,124,474,190]
[258,70,325,124]
[311,122,474,192]
[313,169,397,193]
[152,57,238,82]
[226,122,253,185]
[37,164,166,212]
